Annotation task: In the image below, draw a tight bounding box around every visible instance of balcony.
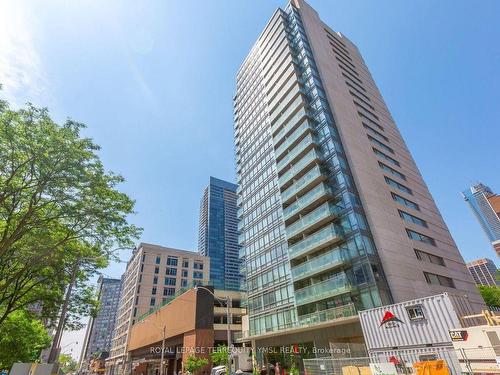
[271,96,304,134]
[278,149,321,189]
[273,106,308,142]
[289,223,343,259]
[297,303,356,326]
[274,119,314,160]
[283,183,332,222]
[276,134,316,173]
[295,273,352,306]
[286,202,341,241]
[280,165,325,205]
[269,84,302,123]
[291,249,347,281]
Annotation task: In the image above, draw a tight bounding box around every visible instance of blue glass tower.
[198,177,242,290]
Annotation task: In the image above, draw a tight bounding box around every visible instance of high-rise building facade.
[234,0,483,353]
[106,243,210,375]
[467,258,499,287]
[463,183,500,256]
[79,276,122,371]
[198,176,242,290]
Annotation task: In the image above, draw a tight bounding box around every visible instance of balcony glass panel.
[276,134,315,172]
[278,149,320,187]
[289,223,342,259]
[295,272,351,306]
[286,202,341,239]
[274,119,313,159]
[283,183,331,220]
[281,165,322,203]
[291,248,346,281]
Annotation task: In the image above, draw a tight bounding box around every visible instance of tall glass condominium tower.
[234,0,482,346]
[198,176,242,290]
[463,183,500,256]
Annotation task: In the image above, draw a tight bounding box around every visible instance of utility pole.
[160,325,166,375]
[48,261,79,363]
[226,296,232,373]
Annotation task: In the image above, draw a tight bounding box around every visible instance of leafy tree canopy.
[0,310,51,368]
[184,355,209,375]
[58,354,78,374]
[478,285,500,308]
[0,97,141,331]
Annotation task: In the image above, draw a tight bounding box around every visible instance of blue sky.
[1,0,499,357]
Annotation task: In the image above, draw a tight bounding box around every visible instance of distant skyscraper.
[79,276,121,370]
[233,0,482,354]
[467,258,499,286]
[198,177,241,290]
[463,183,500,256]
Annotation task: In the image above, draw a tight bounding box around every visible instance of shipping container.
[359,293,466,351]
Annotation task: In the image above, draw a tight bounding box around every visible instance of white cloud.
[0,1,51,108]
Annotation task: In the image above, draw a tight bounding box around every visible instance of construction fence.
[303,345,500,374]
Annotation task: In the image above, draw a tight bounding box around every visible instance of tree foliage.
[184,355,209,374]
[210,345,229,367]
[0,310,51,368]
[58,354,78,374]
[478,285,500,308]
[0,97,141,331]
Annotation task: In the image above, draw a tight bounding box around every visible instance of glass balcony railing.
[237,207,243,218]
[286,201,340,239]
[289,223,343,259]
[297,303,356,326]
[276,134,315,172]
[273,106,308,142]
[291,249,347,281]
[295,272,351,306]
[269,84,302,123]
[283,183,332,221]
[271,96,304,133]
[239,247,246,259]
[278,149,321,188]
[274,119,313,160]
[281,165,323,203]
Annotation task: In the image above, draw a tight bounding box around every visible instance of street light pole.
[194,286,232,372]
[160,325,166,375]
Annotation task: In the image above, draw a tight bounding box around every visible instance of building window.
[140,264,144,272]
[385,176,412,195]
[406,305,425,321]
[193,271,203,279]
[407,229,436,246]
[182,269,188,278]
[152,287,157,295]
[167,257,178,266]
[399,210,427,227]
[415,249,445,266]
[379,162,406,181]
[164,277,176,286]
[163,287,175,296]
[182,259,189,268]
[181,279,188,287]
[368,135,394,154]
[154,266,159,274]
[155,256,161,264]
[373,148,400,166]
[194,262,204,270]
[150,297,156,306]
[153,276,158,284]
[138,274,142,282]
[166,268,177,276]
[142,253,146,262]
[392,192,419,211]
[137,285,140,293]
[424,272,455,288]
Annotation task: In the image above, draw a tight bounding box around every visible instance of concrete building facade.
[467,258,499,287]
[463,183,500,256]
[106,243,210,375]
[79,276,122,372]
[198,177,242,290]
[233,0,483,367]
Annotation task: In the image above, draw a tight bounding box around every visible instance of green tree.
[0,98,141,329]
[478,285,500,308]
[184,355,209,375]
[58,354,77,374]
[0,310,51,368]
[211,345,229,367]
